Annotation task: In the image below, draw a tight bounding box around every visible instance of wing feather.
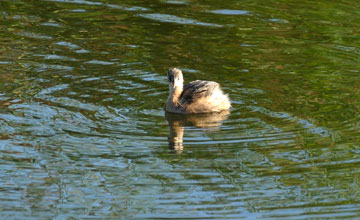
[180,80,219,104]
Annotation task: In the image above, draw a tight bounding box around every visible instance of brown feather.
[180,80,219,105]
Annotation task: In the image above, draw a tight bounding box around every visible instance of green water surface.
[1,0,360,219]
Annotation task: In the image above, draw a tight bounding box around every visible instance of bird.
[165,68,231,114]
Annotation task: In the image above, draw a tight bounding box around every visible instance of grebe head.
[167,68,184,89]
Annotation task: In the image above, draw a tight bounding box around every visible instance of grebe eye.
[168,75,174,82]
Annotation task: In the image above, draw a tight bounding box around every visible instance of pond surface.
[1,0,360,219]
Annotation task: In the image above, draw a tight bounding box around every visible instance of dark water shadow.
[165,111,230,153]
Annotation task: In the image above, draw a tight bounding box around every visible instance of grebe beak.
[171,81,175,88]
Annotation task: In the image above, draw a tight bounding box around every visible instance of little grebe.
[165,68,231,114]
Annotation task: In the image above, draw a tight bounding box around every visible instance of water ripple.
[55,41,81,50]
[2,0,360,219]
[84,60,115,65]
[18,31,52,40]
[106,4,149,11]
[44,54,78,61]
[139,13,223,27]
[44,0,103,6]
[209,9,250,15]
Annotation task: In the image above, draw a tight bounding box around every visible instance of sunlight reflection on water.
[1,0,360,219]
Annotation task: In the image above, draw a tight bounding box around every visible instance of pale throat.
[168,83,183,105]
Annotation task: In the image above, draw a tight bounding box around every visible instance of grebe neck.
[168,85,183,106]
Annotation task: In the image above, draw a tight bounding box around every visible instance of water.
[1,0,360,219]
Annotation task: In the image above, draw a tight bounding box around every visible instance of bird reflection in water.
[165,111,230,153]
